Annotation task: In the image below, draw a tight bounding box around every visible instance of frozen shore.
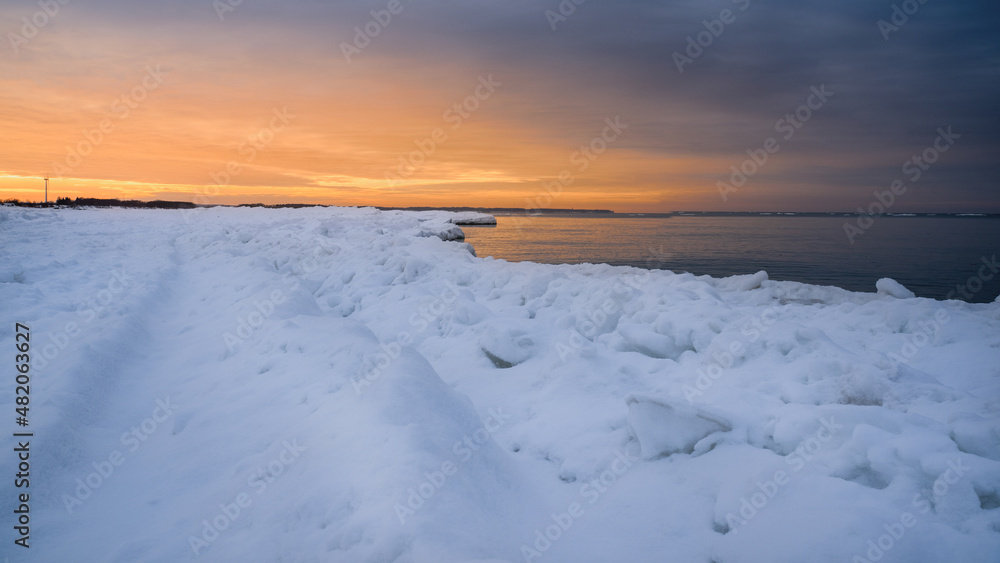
[1,205,998,562]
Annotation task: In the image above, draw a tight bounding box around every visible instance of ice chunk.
[616,323,689,360]
[418,223,466,241]
[446,212,497,225]
[876,277,915,299]
[716,270,768,291]
[950,413,1000,461]
[625,395,732,459]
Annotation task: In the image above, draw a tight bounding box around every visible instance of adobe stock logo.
[212,0,245,21]
[672,0,751,73]
[514,116,627,215]
[842,126,959,244]
[877,0,931,41]
[50,66,168,177]
[62,398,176,514]
[851,459,970,562]
[189,439,306,556]
[384,75,500,187]
[340,0,412,63]
[544,0,590,31]
[717,84,833,202]
[393,408,511,524]
[520,449,639,561]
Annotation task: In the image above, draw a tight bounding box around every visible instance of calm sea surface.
[462,216,1000,303]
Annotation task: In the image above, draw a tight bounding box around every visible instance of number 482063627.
[15,323,30,426]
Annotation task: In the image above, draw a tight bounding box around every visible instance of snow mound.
[479,319,538,368]
[876,277,916,298]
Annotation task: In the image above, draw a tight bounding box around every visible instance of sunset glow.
[2,1,997,212]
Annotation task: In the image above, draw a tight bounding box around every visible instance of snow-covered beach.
[2,205,998,562]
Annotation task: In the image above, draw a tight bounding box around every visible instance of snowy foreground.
[1,206,999,563]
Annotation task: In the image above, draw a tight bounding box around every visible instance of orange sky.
[0,21,692,212]
[1,2,996,212]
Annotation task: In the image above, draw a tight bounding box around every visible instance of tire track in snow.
[34,229,185,510]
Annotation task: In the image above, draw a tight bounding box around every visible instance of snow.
[1,205,998,562]
[877,278,917,299]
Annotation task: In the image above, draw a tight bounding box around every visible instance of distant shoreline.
[2,199,997,218]
[487,211,1000,219]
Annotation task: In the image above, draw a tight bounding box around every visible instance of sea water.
[462,215,1000,303]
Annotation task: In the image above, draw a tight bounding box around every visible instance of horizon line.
[4,198,999,217]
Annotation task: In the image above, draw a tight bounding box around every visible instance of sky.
[1,0,998,213]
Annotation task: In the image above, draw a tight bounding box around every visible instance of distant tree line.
[57,197,197,208]
[2,199,616,214]
[237,203,321,208]
[0,197,196,208]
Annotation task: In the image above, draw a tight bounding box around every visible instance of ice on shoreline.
[1,206,997,562]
